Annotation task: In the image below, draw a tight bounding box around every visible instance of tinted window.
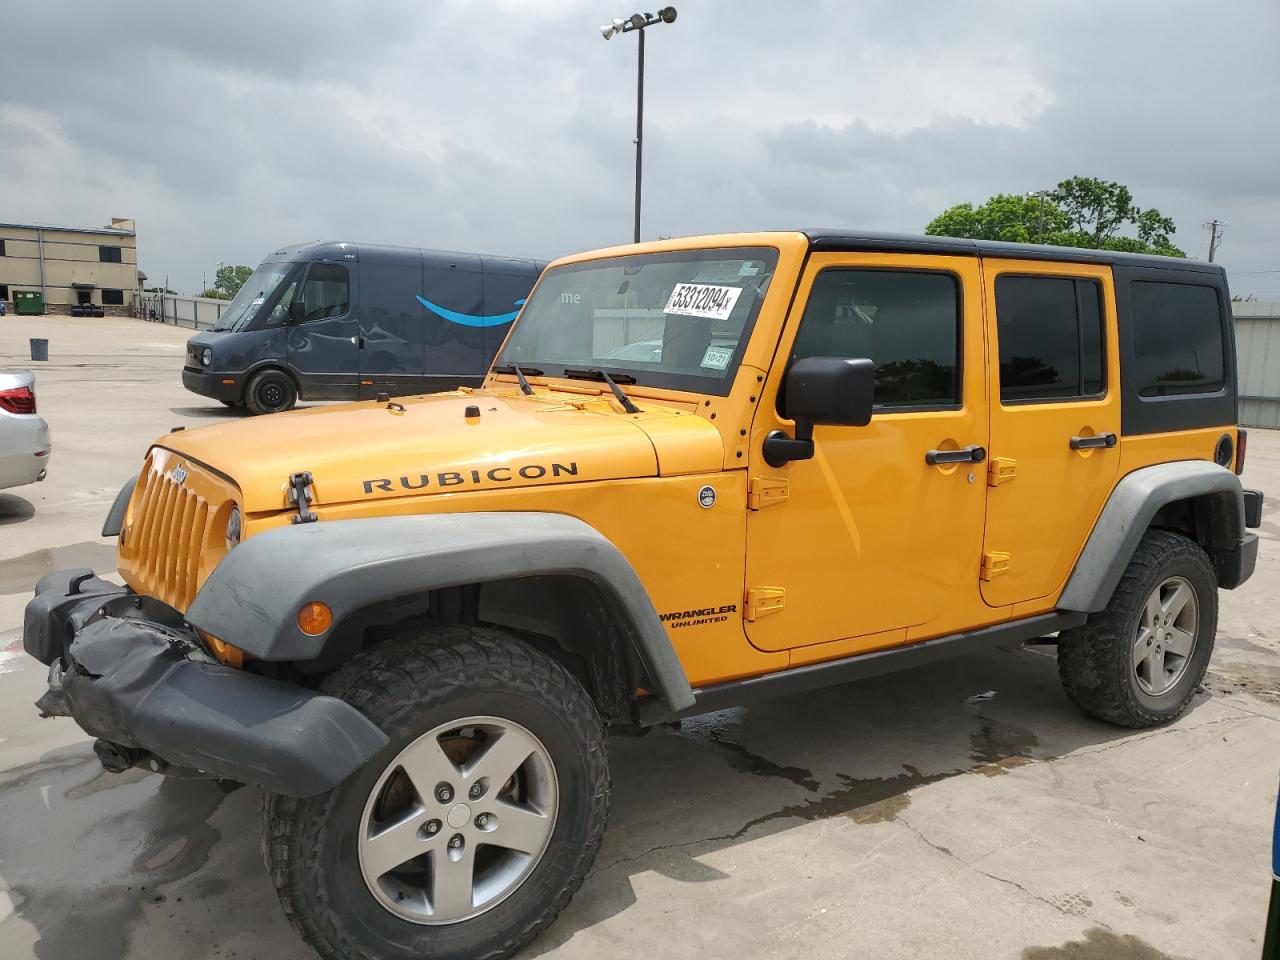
[1130,282,1225,397]
[995,276,1105,403]
[101,288,124,305]
[301,263,349,322]
[790,269,960,407]
[98,245,122,263]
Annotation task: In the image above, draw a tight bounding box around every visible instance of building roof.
[0,220,135,237]
[800,229,1223,275]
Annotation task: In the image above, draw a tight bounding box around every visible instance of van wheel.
[263,628,610,960]
[1058,529,1217,728]
[245,370,297,414]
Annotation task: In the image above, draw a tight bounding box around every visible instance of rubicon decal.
[659,603,738,629]
[363,460,579,494]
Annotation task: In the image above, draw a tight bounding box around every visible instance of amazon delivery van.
[182,242,547,414]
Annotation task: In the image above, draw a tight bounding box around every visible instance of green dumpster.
[13,291,44,315]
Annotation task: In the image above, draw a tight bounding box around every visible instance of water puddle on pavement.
[1023,927,1182,959]
[0,542,117,596]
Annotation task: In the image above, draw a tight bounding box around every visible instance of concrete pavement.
[1,315,1277,960]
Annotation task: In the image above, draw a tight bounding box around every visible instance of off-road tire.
[1058,529,1217,728]
[262,627,610,960]
[244,369,297,415]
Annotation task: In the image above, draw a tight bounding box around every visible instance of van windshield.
[496,247,778,395]
[212,261,299,332]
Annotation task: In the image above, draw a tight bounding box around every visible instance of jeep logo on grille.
[171,465,188,484]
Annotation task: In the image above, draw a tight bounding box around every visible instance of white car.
[0,370,50,490]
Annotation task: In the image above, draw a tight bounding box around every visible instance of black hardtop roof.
[266,240,546,274]
[800,229,1224,276]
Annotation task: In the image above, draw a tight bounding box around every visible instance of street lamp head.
[601,17,626,38]
[629,13,646,29]
[659,6,677,23]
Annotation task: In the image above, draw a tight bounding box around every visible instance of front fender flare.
[186,513,695,712]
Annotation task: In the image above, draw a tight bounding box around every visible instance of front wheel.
[263,628,610,960]
[244,369,297,414]
[1058,529,1217,728]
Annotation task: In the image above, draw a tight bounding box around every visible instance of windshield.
[497,247,778,394]
[212,261,300,332]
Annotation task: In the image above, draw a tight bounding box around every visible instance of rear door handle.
[1069,433,1117,450]
[926,445,986,465]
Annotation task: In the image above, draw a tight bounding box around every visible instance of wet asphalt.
[2,316,1279,960]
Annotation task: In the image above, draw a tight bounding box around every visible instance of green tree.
[925,176,1185,257]
[199,287,230,300]
[214,264,254,298]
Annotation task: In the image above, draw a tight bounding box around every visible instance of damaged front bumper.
[23,568,388,797]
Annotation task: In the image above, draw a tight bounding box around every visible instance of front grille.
[118,448,231,610]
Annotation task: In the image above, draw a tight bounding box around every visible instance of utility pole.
[1206,219,1225,262]
[1026,189,1053,244]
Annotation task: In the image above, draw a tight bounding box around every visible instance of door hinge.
[748,477,790,510]
[988,457,1017,487]
[981,551,1011,580]
[287,471,318,524]
[745,586,786,621]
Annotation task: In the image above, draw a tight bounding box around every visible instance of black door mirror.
[288,297,306,324]
[763,356,875,467]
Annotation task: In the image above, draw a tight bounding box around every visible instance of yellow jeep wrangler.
[25,230,1263,960]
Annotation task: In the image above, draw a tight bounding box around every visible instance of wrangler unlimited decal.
[659,603,738,629]
[362,461,579,494]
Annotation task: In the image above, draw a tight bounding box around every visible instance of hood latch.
[287,471,318,524]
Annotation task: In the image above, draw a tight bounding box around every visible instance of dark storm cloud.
[1,0,1276,294]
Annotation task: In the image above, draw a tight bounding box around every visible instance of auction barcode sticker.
[664,283,742,321]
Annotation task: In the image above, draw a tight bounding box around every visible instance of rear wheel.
[245,369,297,414]
[263,628,610,960]
[1058,529,1217,728]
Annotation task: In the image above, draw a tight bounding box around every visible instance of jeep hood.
[159,389,724,513]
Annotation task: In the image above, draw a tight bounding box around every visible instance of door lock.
[925,445,986,465]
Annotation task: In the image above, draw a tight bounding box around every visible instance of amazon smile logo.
[416,295,525,328]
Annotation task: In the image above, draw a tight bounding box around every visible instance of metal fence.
[1234,302,1280,429]
[138,293,228,331]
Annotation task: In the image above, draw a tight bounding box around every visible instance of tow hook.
[287,471,318,524]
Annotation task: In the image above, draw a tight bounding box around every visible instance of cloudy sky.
[3,1,1278,296]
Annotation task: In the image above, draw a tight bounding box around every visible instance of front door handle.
[352,335,366,349]
[1069,433,1117,450]
[925,445,986,465]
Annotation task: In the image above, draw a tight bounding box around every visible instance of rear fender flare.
[1058,460,1246,612]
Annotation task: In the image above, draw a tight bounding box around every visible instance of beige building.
[0,218,142,316]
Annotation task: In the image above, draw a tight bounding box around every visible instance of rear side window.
[995,276,1105,403]
[790,269,960,408]
[1129,282,1225,397]
[302,263,350,322]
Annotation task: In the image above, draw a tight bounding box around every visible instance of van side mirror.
[288,298,306,324]
[762,357,875,467]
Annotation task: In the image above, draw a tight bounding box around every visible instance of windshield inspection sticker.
[700,344,733,370]
[664,283,742,321]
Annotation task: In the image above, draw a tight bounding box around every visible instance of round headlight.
[226,506,242,550]
[202,347,213,366]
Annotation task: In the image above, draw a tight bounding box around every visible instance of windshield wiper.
[562,367,643,414]
[491,363,542,395]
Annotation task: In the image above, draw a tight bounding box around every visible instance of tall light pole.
[601,7,678,244]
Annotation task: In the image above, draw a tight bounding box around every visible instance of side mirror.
[763,357,875,467]
[288,298,305,324]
